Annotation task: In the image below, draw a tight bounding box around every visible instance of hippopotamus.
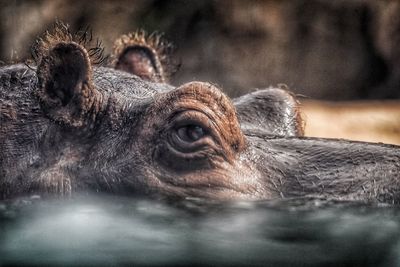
[0,23,399,203]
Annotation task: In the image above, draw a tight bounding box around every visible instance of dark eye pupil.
[177,125,205,142]
[188,125,204,141]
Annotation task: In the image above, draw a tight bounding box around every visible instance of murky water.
[1,195,400,267]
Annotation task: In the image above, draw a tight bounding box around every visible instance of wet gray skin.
[0,24,400,203]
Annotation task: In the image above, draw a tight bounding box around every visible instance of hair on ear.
[32,21,102,127]
[111,30,178,83]
[31,20,108,67]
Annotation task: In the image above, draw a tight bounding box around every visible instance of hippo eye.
[176,125,206,143]
[154,110,225,170]
[161,110,222,163]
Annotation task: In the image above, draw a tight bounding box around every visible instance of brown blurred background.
[1,0,400,143]
[1,0,399,100]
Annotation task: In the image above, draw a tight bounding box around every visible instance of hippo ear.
[233,88,304,136]
[112,31,173,83]
[36,41,98,127]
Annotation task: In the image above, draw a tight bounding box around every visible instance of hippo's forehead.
[93,67,174,99]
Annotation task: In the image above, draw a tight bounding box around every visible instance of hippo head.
[1,23,399,202]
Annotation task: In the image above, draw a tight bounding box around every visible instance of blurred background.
[1,0,399,100]
[0,0,399,143]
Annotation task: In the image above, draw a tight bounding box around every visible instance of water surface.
[1,195,399,266]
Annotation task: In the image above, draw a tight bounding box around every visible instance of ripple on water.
[0,195,399,267]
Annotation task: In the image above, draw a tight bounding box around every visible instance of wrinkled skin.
[0,25,399,203]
